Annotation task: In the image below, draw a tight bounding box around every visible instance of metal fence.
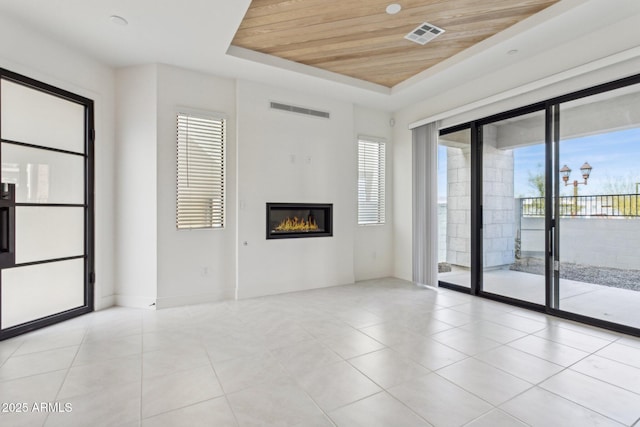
[521,194,640,217]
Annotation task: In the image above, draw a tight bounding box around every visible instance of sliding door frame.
[437,72,640,337]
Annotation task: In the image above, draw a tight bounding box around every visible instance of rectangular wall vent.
[270,101,330,119]
[404,22,445,45]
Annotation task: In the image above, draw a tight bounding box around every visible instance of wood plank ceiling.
[231,0,560,87]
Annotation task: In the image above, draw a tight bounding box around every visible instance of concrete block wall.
[446,146,471,267]
[483,125,515,269]
[443,142,515,269]
[438,203,447,262]
[520,215,640,270]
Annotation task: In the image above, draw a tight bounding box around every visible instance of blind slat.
[176,113,226,229]
[358,139,385,225]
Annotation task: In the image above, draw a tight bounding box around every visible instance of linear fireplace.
[266,203,333,239]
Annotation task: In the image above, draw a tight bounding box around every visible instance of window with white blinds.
[176,112,225,229]
[358,137,385,225]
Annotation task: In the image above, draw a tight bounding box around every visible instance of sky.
[437,145,448,202]
[438,127,640,201]
[516,127,640,197]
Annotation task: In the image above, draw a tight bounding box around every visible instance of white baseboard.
[95,295,116,311]
[115,294,157,310]
[155,292,231,309]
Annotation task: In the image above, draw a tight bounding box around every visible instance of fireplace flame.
[275,216,319,232]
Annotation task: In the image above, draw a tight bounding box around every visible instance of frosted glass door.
[1,259,84,328]
[15,207,84,264]
[1,144,85,204]
[1,79,85,153]
[0,71,93,338]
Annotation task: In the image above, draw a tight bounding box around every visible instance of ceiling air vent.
[404,22,445,45]
[270,101,330,119]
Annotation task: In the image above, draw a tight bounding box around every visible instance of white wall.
[0,14,116,310]
[114,64,238,309]
[354,106,393,280]
[236,80,356,299]
[392,119,414,281]
[113,68,394,306]
[155,64,237,307]
[115,65,158,308]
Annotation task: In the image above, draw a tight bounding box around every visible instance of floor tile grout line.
[324,388,385,414]
[432,369,502,404]
[6,320,89,356]
[429,326,505,355]
[382,389,445,427]
[40,372,143,404]
[530,331,614,354]
[480,316,547,335]
[46,325,86,427]
[443,353,539,386]
[259,326,398,424]
[552,322,625,341]
[139,323,144,426]
[461,407,531,427]
[276,356,342,427]
[332,389,436,427]
[562,360,640,398]
[613,337,640,350]
[0,337,27,369]
[469,346,564,385]
[595,347,640,371]
[313,388,378,426]
[382,329,477,362]
[435,358,539,413]
[138,396,227,424]
[536,380,633,426]
[205,332,259,427]
[484,391,535,427]
[504,335,593,366]
[344,349,430,390]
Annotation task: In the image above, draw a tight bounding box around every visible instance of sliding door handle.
[0,183,16,268]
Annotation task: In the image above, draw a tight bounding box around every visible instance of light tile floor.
[1,277,640,426]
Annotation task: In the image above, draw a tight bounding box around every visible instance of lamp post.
[560,162,592,216]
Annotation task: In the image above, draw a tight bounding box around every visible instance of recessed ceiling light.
[386,4,402,15]
[109,15,128,26]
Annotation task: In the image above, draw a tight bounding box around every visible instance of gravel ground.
[510,257,640,292]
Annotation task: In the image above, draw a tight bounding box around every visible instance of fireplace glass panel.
[266,203,332,239]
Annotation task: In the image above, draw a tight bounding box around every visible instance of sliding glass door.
[438,73,640,335]
[555,82,640,329]
[438,128,472,288]
[480,110,547,305]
